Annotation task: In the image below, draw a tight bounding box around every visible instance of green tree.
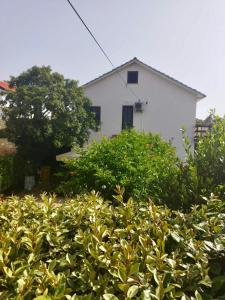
[0,66,94,173]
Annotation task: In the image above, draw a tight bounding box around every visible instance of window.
[90,106,101,131]
[127,71,138,84]
[122,105,133,129]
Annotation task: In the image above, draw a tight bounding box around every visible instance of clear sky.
[1,0,225,118]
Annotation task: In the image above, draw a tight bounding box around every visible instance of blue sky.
[1,0,225,118]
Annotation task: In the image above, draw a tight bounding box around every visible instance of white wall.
[84,62,198,158]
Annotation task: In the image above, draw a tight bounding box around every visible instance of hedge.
[0,193,225,299]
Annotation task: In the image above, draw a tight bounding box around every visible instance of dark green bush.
[0,156,14,192]
[1,193,225,299]
[58,130,182,208]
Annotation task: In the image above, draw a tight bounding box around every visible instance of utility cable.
[66,0,115,69]
[65,0,141,101]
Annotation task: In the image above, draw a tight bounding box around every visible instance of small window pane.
[127,71,138,84]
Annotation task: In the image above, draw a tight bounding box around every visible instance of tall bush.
[186,115,225,201]
[58,130,182,208]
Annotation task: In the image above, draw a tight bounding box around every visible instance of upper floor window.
[127,71,138,84]
[90,106,101,131]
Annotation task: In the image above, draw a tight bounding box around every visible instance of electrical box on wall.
[134,101,143,112]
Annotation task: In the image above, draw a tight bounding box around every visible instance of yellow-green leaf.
[127,285,139,298]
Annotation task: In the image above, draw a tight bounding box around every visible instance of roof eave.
[134,59,206,100]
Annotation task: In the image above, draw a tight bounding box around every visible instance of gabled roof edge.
[82,57,206,100]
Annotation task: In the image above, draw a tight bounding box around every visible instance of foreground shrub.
[0,193,225,298]
[58,130,181,208]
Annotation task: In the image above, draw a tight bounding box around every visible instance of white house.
[83,57,205,158]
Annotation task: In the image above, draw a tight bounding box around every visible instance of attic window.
[127,71,138,84]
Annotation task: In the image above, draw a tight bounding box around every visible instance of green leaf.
[118,264,127,283]
[55,283,66,296]
[127,285,139,298]
[153,269,159,285]
[199,275,211,287]
[103,294,119,300]
[195,290,202,300]
[28,253,35,264]
[17,278,26,293]
[118,283,129,292]
[164,285,174,293]
[129,262,140,275]
[170,232,181,243]
[167,258,176,269]
[142,289,152,300]
[66,253,74,265]
[34,296,52,300]
[14,265,28,275]
[48,259,57,272]
[204,241,215,250]
[3,267,13,278]
[121,239,128,249]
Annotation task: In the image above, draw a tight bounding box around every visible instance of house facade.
[83,58,205,158]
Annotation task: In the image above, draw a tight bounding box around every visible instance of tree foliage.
[0,66,94,167]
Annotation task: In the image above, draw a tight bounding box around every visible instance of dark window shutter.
[122,106,133,129]
[90,106,101,130]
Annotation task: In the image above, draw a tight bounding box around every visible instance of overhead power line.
[65,0,141,101]
[66,0,115,69]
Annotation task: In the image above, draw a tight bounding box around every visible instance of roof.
[0,81,16,92]
[83,57,206,100]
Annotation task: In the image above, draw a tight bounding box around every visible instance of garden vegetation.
[59,116,225,210]
[0,193,225,299]
[1,115,225,298]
